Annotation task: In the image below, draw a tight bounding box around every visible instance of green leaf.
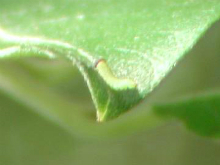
[155,93,220,137]
[2,1,220,164]
[151,20,220,137]
[1,0,220,122]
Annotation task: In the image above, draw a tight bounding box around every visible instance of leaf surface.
[0,0,220,126]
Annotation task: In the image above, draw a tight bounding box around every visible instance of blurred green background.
[0,7,220,165]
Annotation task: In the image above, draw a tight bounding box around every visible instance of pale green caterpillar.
[95,59,136,90]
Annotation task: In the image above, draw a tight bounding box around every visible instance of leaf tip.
[96,111,106,122]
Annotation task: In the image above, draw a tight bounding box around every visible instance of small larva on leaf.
[95,59,136,90]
